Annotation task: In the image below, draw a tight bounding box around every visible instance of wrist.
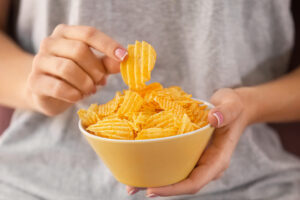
[234,87,258,126]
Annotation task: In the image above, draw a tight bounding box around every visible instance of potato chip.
[143,111,176,129]
[98,92,123,117]
[87,118,134,140]
[200,110,209,122]
[135,128,178,140]
[173,97,199,108]
[131,112,152,131]
[78,109,100,127]
[178,114,195,134]
[143,91,161,108]
[167,86,192,98]
[152,87,191,100]
[103,113,120,120]
[88,104,98,113]
[120,45,134,87]
[142,41,156,80]
[118,90,144,116]
[186,103,208,123]
[154,96,186,119]
[139,102,158,113]
[136,82,163,97]
[192,122,201,130]
[120,41,156,90]
[133,41,144,89]
[197,120,209,128]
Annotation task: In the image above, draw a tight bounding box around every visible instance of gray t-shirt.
[1,0,300,199]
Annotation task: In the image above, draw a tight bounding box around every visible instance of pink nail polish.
[115,48,128,61]
[146,193,158,198]
[212,111,223,127]
[128,188,138,195]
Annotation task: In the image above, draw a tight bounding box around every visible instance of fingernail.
[212,111,223,127]
[146,193,158,198]
[115,48,128,61]
[128,188,138,195]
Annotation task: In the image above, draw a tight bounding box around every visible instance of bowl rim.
[79,99,214,143]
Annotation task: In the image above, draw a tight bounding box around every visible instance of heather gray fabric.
[0,0,300,199]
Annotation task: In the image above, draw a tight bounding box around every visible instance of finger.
[98,75,108,86]
[31,95,72,117]
[52,24,128,62]
[102,56,121,74]
[34,55,96,95]
[28,73,82,103]
[126,186,141,195]
[213,171,224,181]
[209,88,243,128]
[40,37,106,84]
[208,102,241,128]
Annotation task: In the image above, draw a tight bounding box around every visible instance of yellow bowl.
[79,100,215,187]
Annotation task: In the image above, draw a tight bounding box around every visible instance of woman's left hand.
[126,88,251,198]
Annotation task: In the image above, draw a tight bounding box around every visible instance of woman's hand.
[25,24,127,116]
[126,88,250,198]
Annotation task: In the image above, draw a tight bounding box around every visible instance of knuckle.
[210,88,232,104]
[56,59,72,76]
[40,37,53,52]
[99,39,117,55]
[53,81,64,97]
[82,27,97,40]
[71,90,82,102]
[53,24,67,35]
[93,70,104,83]
[73,42,88,58]
[82,77,94,91]
[32,54,43,70]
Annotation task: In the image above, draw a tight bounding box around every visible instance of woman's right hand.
[25,24,127,116]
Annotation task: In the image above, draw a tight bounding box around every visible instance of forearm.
[236,67,300,124]
[0,31,34,109]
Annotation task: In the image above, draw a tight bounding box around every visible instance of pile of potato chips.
[78,41,209,140]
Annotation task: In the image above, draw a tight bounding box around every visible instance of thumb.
[208,102,240,128]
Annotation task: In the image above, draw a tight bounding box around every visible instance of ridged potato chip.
[144,111,176,129]
[120,41,156,90]
[131,112,152,131]
[88,104,98,113]
[154,96,186,119]
[78,109,100,127]
[87,118,134,140]
[139,102,158,113]
[178,114,195,134]
[186,103,208,123]
[137,82,163,97]
[98,92,123,117]
[135,128,178,140]
[118,90,144,116]
[197,120,209,128]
